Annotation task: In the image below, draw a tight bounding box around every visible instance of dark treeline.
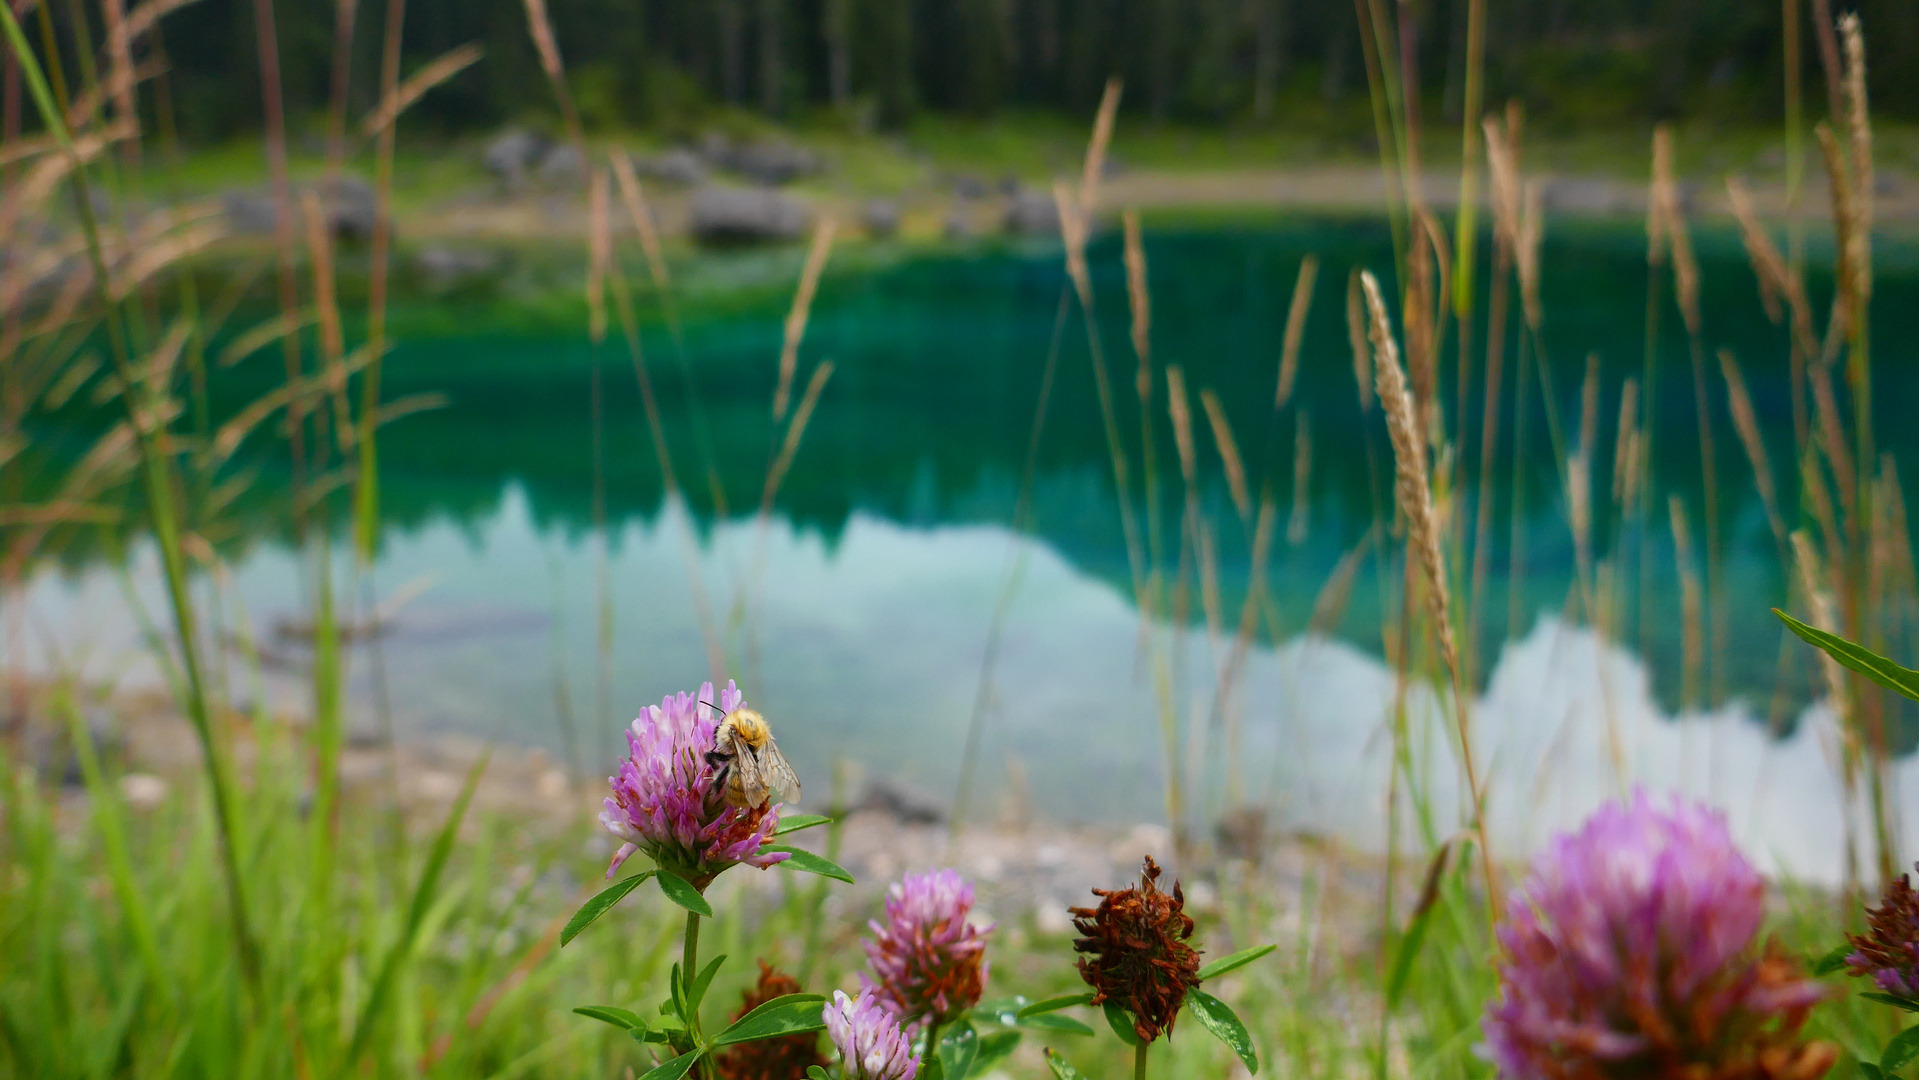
[66,0,1919,142]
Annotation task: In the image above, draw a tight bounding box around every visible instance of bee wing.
[727,746,769,804]
[759,738,803,804]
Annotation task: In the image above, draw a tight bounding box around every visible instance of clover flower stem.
[684,910,711,1079]
[921,1020,940,1074]
[1133,1041,1149,1080]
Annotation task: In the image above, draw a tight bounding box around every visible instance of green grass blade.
[561,871,656,946]
[574,1006,647,1031]
[1197,944,1277,982]
[343,749,491,1070]
[763,847,854,883]
[1185,988,1258,1074]
[772,814,832,836]
[1016,993,1095,1017]
[709,994,826,1047]
[638,1048,704,1080]
[1774,608,1919,702]
[655,869,714,917]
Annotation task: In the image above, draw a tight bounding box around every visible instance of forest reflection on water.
[20,215,1919,878]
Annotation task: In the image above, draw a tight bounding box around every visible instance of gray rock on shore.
[1002,188,1060,236]
[688,186,808,245]
[482,129,552,190]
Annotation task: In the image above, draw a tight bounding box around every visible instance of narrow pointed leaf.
[688,955,728,1010]
[711,993,828,1047]
[562,871,657,946]
[974,1031,1022,1073]
[574,1006,646,1031]
[976,996,1030,1021]
[656,869,714,917]
[1386,905,1440,1007]
[1102,1000,1141,1046]
[1044,1048,1089,1080]
[763,846,855,883]
[1186,989,1257,1074]
[1865,993,1919,1014]
[1813,943,1853,976]
[1018,1013,1095,1036]
[1017,993,1095,1018]
[1774,608,1919,702]
[1198,944,1278,982]
[1884,1027,1919,1074]
[637,1048,702,1080]
[773,814,832,835]
[1861,1062,1888,1080]
[938,1020,979,1080]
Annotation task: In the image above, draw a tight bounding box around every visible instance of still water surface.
[23,216,1919,881]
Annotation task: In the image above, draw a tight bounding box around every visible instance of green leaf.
[975,996,1029,1019]
[1813,943,1854,976]
[344,751,489,1067]
[711,993,828,1047]
[806,1068,831,1080]
[1866,994,1919,1014]
[1102,1000,1142,1046]
[1186,988,1258,1074]
[938,1020,979,1080]
[656,869,714,917]
[637,1048,703,1080]
[1386,905,1440,1008]
[764,846,856,884]
[562,871,657,946]
[1199,944,1278,982]
[1863,1062,1889,1080]
[974,1030,1022,1073]
[1044,1048,1089,1080]
[688,955,728,1010]
[774,814,833,835]
[632,1026,675,1045]
[1774,608,1919,702]
[1017,993,1095,1018]
[573,1005,646,1031]
[1885,1027,1919,1074]
[1017,1013,1095,1036]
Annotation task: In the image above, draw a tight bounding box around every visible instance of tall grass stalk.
[0,1,261,987]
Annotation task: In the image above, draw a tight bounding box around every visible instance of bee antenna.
[698,700,722,714]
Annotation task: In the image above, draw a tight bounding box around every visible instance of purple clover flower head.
[598,680,788,886]
[826,989,920,1080]
[861,869,992,1027]
[1482,790,1835,1080]
[1844,864,1919,999]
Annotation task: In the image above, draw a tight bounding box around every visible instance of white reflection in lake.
[9,483,1885,884]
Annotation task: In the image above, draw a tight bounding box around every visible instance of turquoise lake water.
[21,215,1919,878]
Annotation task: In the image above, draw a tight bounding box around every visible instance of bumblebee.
[704,705,802,810]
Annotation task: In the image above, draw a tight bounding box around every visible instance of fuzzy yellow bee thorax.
[723,708,771,749]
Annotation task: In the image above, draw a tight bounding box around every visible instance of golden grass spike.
[1345,268,1372,413]
[1669,496,1706,711]
[1052,180,1091,310]
[1288,409,1312,546]
[773,218,836,423]
[1273,255,1318,410]
[1482,114,1522,255]
[762,361,834,510]
[1841,14,1872,258]
[1814,122,1859,340]
[219,309,316,369]
[1309,529,1372,635]
[1718,349,1787,552]
[0,126,129,245]
[1122,208,1150,393]
[1517,179,1545,333]
[1164,365,1197,487]
[110,221,226,302]
[359,43,483,138]
[587,169,610,344]
[1361,267,1495,907]
[1611,377,1640,511]
[609,149,671,289]
[1197,388,1250,524]
[1651,127,1701,340]
[123,0,209,42]
[520,0,566,85]
[1789,528,1850,717]
[1080,77,1122,214]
